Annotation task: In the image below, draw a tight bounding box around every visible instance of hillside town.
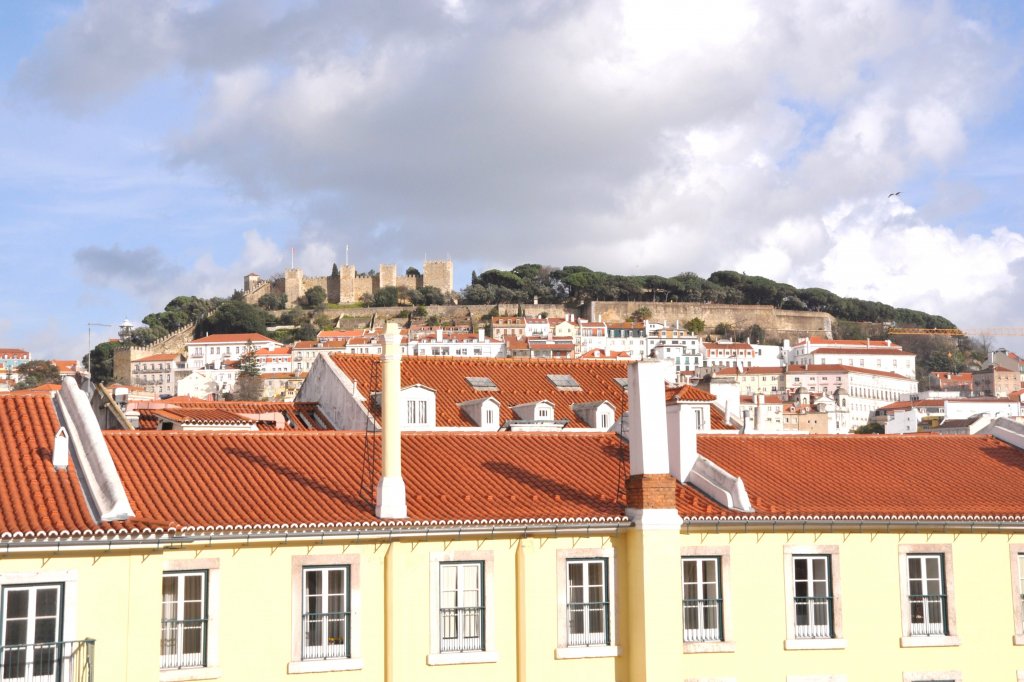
[7,3,1024,681]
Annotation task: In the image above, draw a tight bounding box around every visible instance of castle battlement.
[243,259,454,306]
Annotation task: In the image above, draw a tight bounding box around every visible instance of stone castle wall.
[112,322,198,385]
[244,259,455,307]
[586,301,833,340]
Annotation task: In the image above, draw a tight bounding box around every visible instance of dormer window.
[548,374,581,391]
[538,408,551,419]
[407,400,427,424]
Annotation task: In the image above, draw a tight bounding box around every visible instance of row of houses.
[5,333,1024,680]
[127,330,919,400]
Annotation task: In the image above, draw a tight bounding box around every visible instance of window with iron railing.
[161,571,208,670]
[302,566,350,660]
[438,562,483,653]
[793,555,833,639]
[907,554,947,636]
[682,557,722,642]
[567,559,609,647]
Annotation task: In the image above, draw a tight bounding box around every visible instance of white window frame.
[783,545,845,649]
[160,558,220,682]
[555,546,619,659]
[898,545,959,648]
[0,579,70,682]
[428,550,496,666]
[161,571,208,672]
[289,554,362,673]
[681,546,734,653]
[438,562,485,654]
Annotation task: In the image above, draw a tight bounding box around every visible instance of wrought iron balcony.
[794,595,834,638]
[0,639,94,682]
[439,606,484,653]
[566,602,610,647]
[682,597,723,642]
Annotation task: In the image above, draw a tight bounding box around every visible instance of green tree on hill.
[14,361,60,390]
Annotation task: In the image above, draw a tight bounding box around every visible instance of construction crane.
[886,327,1024,337]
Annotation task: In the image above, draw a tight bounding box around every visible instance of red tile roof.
[875,399,945,413]
[188,333,277,345]
[803,337,900,349]
[104,431,631,528]
[139,408,257,427]
[694,434,1024,518]
[134,353,179,363]
[578,349,631,360]
[0,395,159,536]
[137,401,330,431]
[331,355,628,428]
[0,349,30,358]
[667,386,717,402]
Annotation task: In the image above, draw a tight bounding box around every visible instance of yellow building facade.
[6,356,1024,681]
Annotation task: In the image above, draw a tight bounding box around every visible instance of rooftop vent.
[614,378,628,389]
[466,376,498,391]
[547,374,581,391]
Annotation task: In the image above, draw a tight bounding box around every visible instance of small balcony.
[0,639,94,682]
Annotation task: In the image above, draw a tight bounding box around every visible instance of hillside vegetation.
[460,265,955,330]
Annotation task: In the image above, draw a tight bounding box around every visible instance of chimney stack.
[52,427,69,470]
[625,360,682,528]
[376,322,408,518]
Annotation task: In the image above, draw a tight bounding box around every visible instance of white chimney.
[376,322,408,518]
[627,360,670,477]
[754,393,765,431]
[478,328,484,342]
[53,427,69,470]
[436,328,443,343]
[626,359,682,528]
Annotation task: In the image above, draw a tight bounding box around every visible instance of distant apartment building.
[790,336,916,378]
[185,333,282,370]
[130,353,179,397]
[702,340,756,370]
[972,365,1020,397]
[0,348,30,373]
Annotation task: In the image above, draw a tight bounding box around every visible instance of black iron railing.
[0,639,94,682]
[439,606,484,653]
[794,595,834,638]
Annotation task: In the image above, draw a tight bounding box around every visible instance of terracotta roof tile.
[0,395,158,535]
[693,434,1024,517]
[105,431,631,526]
[189,333,277,345]
[667,386,717,402]
[331,355,629,428]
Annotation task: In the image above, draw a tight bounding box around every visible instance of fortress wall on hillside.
[586,302,834,340]
[111,323,197,385]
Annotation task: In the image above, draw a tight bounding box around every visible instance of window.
[301,567,349,660]
[428,551,495,665]
[906,555,947,636]
[290,555,362,673]
[556,548,618,659]
[466,377,498,391]
[407,400,427,424]
[439,562,484,653]
[784,545,844,649]
[898,545,958,647]
[161,572,207,670]
[161,559,218,680]
[792,556,833,638]
[682,557,721,643]
[547,374,581,390]
[1,584,63,681]
[567,559,609,647]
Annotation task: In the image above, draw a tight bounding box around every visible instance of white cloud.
[14,0,1024,332]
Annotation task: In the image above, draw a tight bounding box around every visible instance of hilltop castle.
[242,259,454,306]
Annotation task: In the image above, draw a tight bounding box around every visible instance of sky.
[2,0,1024,361]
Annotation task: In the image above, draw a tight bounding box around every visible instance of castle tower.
[284,268,304,306]
[378,264,398,290]
[243,273,260,293]
[339,265,357,303]
[423,259,454,294]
